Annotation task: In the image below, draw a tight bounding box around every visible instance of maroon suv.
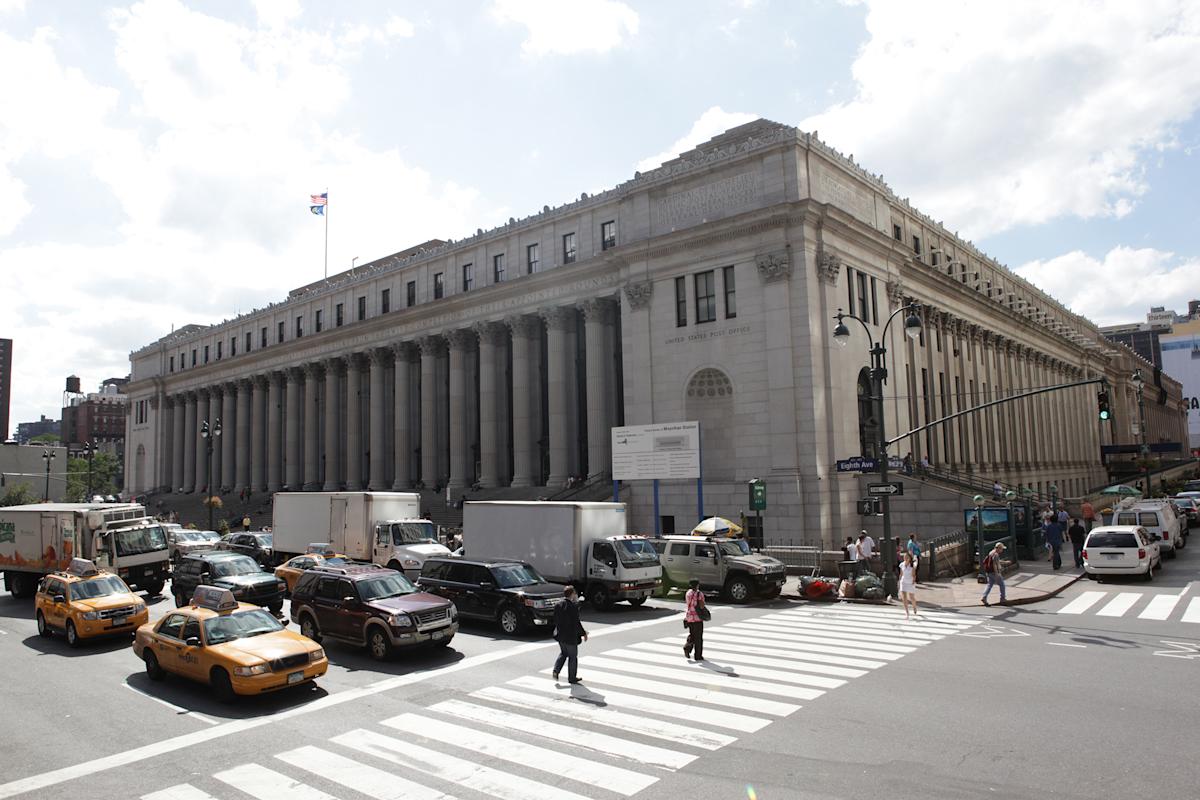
[289,564,458,660]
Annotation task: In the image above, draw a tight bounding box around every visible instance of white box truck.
[462,501,662,611]
[0,503,171,597]
[272,492,449,578]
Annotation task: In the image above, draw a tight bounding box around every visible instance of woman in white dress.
[898,551,918,618]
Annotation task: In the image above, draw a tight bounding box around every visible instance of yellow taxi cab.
[274,544,352,594]
[35,558,149,647]
[133,586,328,702]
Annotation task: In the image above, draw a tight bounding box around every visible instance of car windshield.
[197,531,220,542]
[321,557,349,566]
[356,573,417,601]
[69,575,128,600]
[210,556,262,577]
[391,522,438,545]
[203,609,283,645]
[491,564,544,588]
[615,539,660,566]
[113,525,168,557]
[1086,532,1138,548]
[716,541,746,556]
[253,533,273,547]
[179,531,206,542]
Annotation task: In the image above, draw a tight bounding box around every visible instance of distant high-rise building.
[15,415,60,443]
[0,338,11,441]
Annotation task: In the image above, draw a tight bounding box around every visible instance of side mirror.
[479,581,494,591]
[53,594,66,604]
[606,560,617,569]
[184,636,201,647]
[341,595,357,606]
[200,571,211,579]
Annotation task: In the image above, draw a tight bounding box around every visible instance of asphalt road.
[0,550,1196,800]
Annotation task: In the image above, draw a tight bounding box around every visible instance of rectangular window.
[180,351,186,369]
[216,341,222,360]
[230,337,236,357]
[493,253,505,283]
[315,309,323,333]
[723,265,736,319]
[870,276,878,325]
[856,272,868,324]
[434,272,444,299]
[847,267,855,316]
[203,345,209,363]
[931,251,940,267]
[893,223,902,241]
[694,269,716,324]
[462,263,473,292]
[169,355,175,373]
[357,296,366,321]
[562,232,577,264]
[675,276,687,327]
[245,332,251,353]
[381,288,390,313]
[601,220,616,250]
[295,315,303,338]
[912,235,922,257]
[260,327,267,347]
[406,281,416,307]
[335,303,343,327]
[527,243,539,274]
[277,321,284,343]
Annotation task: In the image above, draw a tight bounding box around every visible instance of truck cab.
[584,535,661,610]
[372,519,451,579]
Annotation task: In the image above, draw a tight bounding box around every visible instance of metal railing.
[759,539,825,576]
[924,529,971,578]
[916,463,1051,505]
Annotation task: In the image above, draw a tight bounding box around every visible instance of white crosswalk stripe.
[1097,593,1142,617]
[738,617,944,644]
[614,645,848,687]
[214,763,340,800]
[711,625,913,657]
[141,786,219,800]
[573,654,826,700]
[541,667,802,716]
[1058,591,1106,614]
[779,608,975,632]
[1184,598,1200,624]
[276,745,460,800]
[674,629,893,666]
[630,641,869,678]
[1055,589,1200,622]
[1139,593,1183,620]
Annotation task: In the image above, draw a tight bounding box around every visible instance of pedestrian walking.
[842,536,858,562]
[980,542,1007,606]
[902,452,914,476]
[857,531,876,568]
[898,552,918,618]
[906,533,922,582]
[1056,507,1069,526]
[992,480,1003,500]
[683,578,708,661]
[919,455,931,476]
[241,514,251,531]
[1081,500,1096,532]
[1068,517,1087,569]
[1043,516,1064,570]
[552,586,588,684]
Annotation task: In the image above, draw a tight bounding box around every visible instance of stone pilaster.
[391,343,416,490]
[322,358,342,490]
[303,363,323,490]
[368,348,390,490]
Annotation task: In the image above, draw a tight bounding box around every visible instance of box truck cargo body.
[272,492,449,577]
[462,501,661,610]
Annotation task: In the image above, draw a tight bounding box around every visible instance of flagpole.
[323,188,329,279]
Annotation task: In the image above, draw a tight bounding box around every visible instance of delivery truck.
[462,500,662,611]
[272,492,450,578]
[0,503,171,598]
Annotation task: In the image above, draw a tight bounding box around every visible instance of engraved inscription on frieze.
[656,172,759,230]
[816,170,874,224]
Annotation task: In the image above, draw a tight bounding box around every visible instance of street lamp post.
[82,441,96,502]
[200,418,222,530]
[833,301,924,599]
[973,494,986,577]
[41,449,56,502]
[1131,369,1151,496]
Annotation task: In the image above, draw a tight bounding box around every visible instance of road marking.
[1047,642,1087,648]
[715,624,915,656]
[122,682,217,725]
[782,609,969,633]
[1153,640,1200,659]
[1183,598,1200,624]
[1057,591,1106,614]
[960,625,1030,639]
[142,785,219,800]
[1096,593,1143,617]
[474,685,737,749]
[541,667,801,716]
[214,763,339,800]
[334,728,594,800]
[740,617,943,644]
[429,699,696,770]
[810,606,975,624]
[576,654,825,700]
[630,641,868,678]
[277,745,459,800]
[1139,593,1183,620]
[506,675,768,733]
[675,631,893,666]
[614,645,848,687]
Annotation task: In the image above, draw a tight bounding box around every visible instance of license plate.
[1105,553,1122,560]
[111,616,129,626]
[287,670,304,684]
[431,630,444,640]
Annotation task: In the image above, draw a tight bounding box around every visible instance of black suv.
[290,564,458,660]
[214,532,276,566]
[172,552,286,612]
[417,557,566,635]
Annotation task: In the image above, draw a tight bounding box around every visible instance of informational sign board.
[612,421,700,480]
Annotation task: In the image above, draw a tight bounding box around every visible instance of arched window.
[685,368,735,481]
[858,368,879,458]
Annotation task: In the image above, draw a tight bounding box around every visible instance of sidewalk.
[914,551,1083,608]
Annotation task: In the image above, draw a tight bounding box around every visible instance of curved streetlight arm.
[833,308,877,350]
[881,302,921,343]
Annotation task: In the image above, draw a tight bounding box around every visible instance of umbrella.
[1099,485,1141,497]
[691,516,743,535]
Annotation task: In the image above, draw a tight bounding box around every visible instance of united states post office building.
[124,119,1138,545]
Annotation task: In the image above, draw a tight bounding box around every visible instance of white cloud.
[801,1,1200,240]
[718,18,740,38]
[635,106,759,173]
[490,0,639,57]
[252,0,301,29]
[0,0,25,13]
[1015,246,1200,327]
[384,16,415,38]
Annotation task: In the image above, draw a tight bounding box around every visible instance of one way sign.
[867,482,904,496]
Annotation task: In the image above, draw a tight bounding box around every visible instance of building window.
[434,273,444,299]
[462,263,474,292]
[695,269,716,324]
[277,321,284,343]
[335,303,343,327]
[847,267,856,316]
[295,315,303,338]
[893,223,902,241]
[723,265,736,319]
[527,243,539,274]
[357,296,366,321]
[870,276,878,325]
[931,251,940,266]
[406,281,416,307]
[493,253,505,283]
[169,355,175,373]
[180,352,185,369]
[856,272,869,325]
[381,288,390,313]
[230,337,236,357]
[315,309,323,333]
[245,332,251,353]
[675,276,687,328]
[912,235,922,258]
[601,220,616,250]
[562,232,577,264]
[260,327,267,348]
[216,341,222,360]
[203,345,210,363]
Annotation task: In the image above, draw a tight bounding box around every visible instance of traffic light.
[857,498,882,516]
[1097,390,1111,421]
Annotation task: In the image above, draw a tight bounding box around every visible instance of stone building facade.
[123,120,1187,544]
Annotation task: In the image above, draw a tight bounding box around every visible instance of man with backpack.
[980,542,1007,606]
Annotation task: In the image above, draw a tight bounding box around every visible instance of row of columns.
[157,298,620,495]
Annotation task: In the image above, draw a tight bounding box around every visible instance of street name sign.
[611,421,700,481]
[836,456,903,473]
[867,482,904,496]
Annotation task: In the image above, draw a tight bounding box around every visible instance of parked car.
[275,551,353,594]
[215,532,277,567]
[289,564,457,660]
[1172,495,1199,527]
[166,528,217,563]
[171,552,286,612]
[649,535,786,602]
[1082,525,1160,582]
[1110,503,1183,558]
[417,557,566,635]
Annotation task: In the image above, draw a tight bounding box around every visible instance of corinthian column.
[303,363,322,489]
[235,379,252,493]
[322,358,341,490]
[542,307,574,488]
[284,367,303,490]
[447,329,475,490]
[368,348,390,490]
[195,389,210,493]
[392,342,415,490]
[580,297,616,478]
[173,394,186,491]
[267,372,283,492]
[182,391,197,492]
[251,375,268,491]
[474,322,504,488]
[345,354,364,490]
[220,383,236,490]
[419,336,444,487]
[507,316,539,487]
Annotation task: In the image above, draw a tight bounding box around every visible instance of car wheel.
[367,627,392,661]
[1144,563,1154,582]
[210,668,235,703]
[498,606,522,636]
[299,614,322,643]
[725,577,752,604]
[65,620,80,648]
[268,601,283,614]
[36,611,51,638]
[589,585,611,612]
[144,580,164,597]
[653,581,671,598]
[174,591,187,608]
[628,597,647,608]
[144,650,164,681]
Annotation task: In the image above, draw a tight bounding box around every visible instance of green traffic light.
[1099,410,1110,420]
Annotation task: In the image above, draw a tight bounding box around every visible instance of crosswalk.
[1056,590,1200,623]
[139,605,982,800]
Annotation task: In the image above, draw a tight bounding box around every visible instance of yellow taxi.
[35,558,149,647]
[274,545,352,594]
[133,586,328,702]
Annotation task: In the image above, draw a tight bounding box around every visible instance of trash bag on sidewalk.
[854,572,882,596]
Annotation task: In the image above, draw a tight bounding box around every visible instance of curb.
[923,570,1085,609]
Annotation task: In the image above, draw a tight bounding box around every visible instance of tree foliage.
[1,483,39,507]
[65,452,121,501]
[28,433,61,444]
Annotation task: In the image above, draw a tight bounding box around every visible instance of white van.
[1112,502,1183,558]
[1082,525,1160,581]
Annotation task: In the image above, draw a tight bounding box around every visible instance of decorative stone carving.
[886,279,904,307]
[540,306,575,331]
[149,395,160,410]
[812,246,839,285]
[446,329,476,351]
[622,280,653,310]
[578,297,617,323]
[472,321,507,346]
[418,336,445,357]
[253,374,270,390]
[757,249,793,282]
[304,362,324,379]
[506,315,542,339]
[368,347,392,366]
[391,341,417,362]
[285,367,303,383]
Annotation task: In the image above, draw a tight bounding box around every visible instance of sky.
[1,0,1198,427]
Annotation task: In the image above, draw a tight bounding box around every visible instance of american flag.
[310,193,327,206]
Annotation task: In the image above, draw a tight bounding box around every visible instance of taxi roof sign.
[66,558,99,577]
[191,585,239,612]
[306,542,335,555]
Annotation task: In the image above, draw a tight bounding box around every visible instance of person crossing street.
[683,578,707,661]
[552,586,588,684]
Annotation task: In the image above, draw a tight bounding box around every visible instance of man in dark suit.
[552,585,588,684]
